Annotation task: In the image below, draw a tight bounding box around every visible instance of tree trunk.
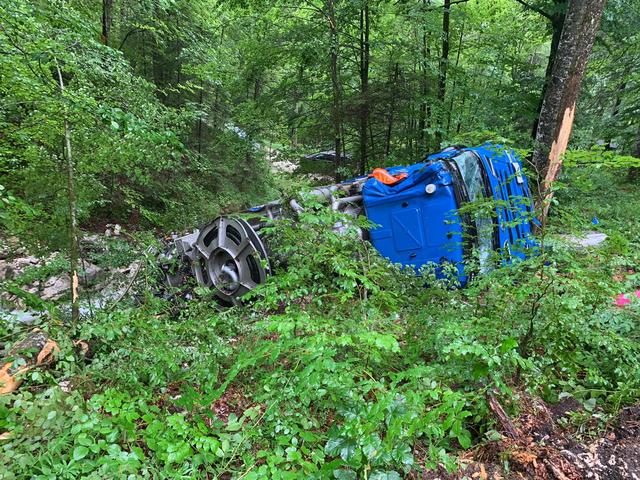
[327,0,343,181]
[446,19,465,135]
[197,79,204,154]
[532,0,607,218]
[291,64,304,148]
[628,129,640,182]
[418,8,429,151]
[55,60,80,324]
[435,0,451,149]
[531,1,567,138]
[101,0,114,46]
[605,80,626,150]
[358,1,370,175]
[385,62,400,157]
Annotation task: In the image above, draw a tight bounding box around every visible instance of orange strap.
[369,168,408,185]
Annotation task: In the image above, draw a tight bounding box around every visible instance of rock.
[271,160,298,174]
[0,255,40,281]
[560,231,608,248]
[118,260,141,276]
[79,262,104,286]
[41,274,71,300]
[1,310,42,325]
[105,223,122,237]
[59,380,73,393]
[81,234,101,246]
[25,282,39,294]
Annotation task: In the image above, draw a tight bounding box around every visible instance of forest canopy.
[1,0,638,242]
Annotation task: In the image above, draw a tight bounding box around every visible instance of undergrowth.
[0,168,639,479]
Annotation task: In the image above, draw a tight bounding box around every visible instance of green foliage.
[9,254,69,286]
[2,169,639,478]
[564,147,640,168]
[0,0,273,249]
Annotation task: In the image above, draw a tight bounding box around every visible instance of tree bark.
[55,60,80,324]
[197,79,204,154]
[418,4,430,151]
[326,0,344,181]
[101,0,114,46]
[446,19,465,135]
[628,129,640,182]
[291,64,304,148]
[531,0,607,216]
[385,62,400,157]
[531,0,567,138]
[358,0,370,175]
[435,0,451,148]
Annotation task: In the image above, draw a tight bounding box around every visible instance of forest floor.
[433,397,640,479]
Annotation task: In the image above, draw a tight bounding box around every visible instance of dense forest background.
[1,0,638,244]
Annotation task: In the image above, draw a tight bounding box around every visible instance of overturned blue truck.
[161,144,537,304]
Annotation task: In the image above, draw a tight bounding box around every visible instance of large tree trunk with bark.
[530,0,567,138]
[531,0,606,216]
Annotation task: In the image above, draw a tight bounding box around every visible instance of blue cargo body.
[362,143,535,282]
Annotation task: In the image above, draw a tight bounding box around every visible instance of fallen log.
[487,390,521,440]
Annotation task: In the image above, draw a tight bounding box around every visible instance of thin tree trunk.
[197,79,204,154]
[327,0,343,180]
[385,62,400,157]
[291,64,304,147]
[456,91,466,134]
[532,0,607,217]
[418,13,429,150]
[628,129,640,182]
[605,80,625,150]
[358,0,370,175]
[101,0,114,46]
[436,0,451,148]
[55,60,80,324]
[446,19,465,135]
[369,120,376,167]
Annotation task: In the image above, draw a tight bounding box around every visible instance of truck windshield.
[452,151,485,201]
[451,151,494,268]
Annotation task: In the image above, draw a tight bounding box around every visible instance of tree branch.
[118,27,143,50]
[513,0,554,21]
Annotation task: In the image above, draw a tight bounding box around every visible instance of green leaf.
[369,471,401,480]
[499,337,518,353]
[333,469,356,480]
[73,445,89,461]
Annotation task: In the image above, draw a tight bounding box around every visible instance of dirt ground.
[423,397,640,480]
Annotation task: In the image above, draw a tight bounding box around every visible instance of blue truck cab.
[362,144,536,283]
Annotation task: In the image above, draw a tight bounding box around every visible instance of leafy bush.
[1,167,639,478]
